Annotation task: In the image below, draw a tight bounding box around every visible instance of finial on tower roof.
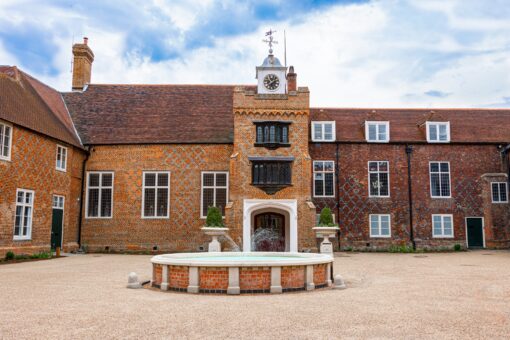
[263,29,278,55]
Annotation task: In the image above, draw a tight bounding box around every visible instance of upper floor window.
[86,172,114,218]
[14,189,34,240]
[311,121,335,142]
[313,161,335,197]
[255,121,291,148]
[430,162,451,198]
[0,121,12,161]
[142,172,170,218]
[370,214,391,238]
[56,145,67,172]
[491,182,508,203]
[368,161,390,197]
[201,171,228,218]
[432,214,453,238]
[251,158,292,195]
[426,122,450,143]
[365,121,389,142]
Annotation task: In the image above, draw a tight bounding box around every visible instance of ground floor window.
[14,189,34,240]
[313,161,335,197]
[491,182,508,203]
[369,214,390,237]
[201,171,228,218]
[432,214,453,238]
[142,172,170,218]
[86,172,114,218]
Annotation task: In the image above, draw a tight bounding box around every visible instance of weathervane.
[263,29,278,54]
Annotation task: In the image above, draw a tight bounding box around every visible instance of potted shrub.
[201,206,229,252]
[312,208,339,254]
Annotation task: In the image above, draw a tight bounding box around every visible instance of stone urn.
[201,227,229,252]
[312,226,339,254]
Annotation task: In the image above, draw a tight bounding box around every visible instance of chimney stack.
[287,66,297,93]
[72,37,94,91]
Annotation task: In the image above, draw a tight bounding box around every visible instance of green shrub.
[29,252,52,259]
[14,254,29,260]
[205,206,224,227]
[5,251,15,260]
[318,208,337,226]
[454,244,462,251]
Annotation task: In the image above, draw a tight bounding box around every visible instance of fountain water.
[251,227,285,252]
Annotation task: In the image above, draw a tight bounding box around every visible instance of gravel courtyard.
[1,251,509,339]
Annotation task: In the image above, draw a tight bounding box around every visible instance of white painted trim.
[243,199,298,252]
[368,161,391,198]
[52,194,65,248]
[312,160,335,198]
[490,182,508,203]
[141,171,171,219]
[426,121,450,143]
[311,121,336,142]
[429,161,452,198]
[432,214,454,238]
[465,217,485,248]
[13,188,35,241]
[365,121,390,143]
[0,120,13,161]
[85,171,114,219]
[200,171,229,219]
[55,144,67,172]
[369,214,391,238]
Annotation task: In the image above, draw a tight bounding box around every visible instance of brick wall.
[239,267,271,290]
[199,267,229,290]
[311,143,510,250]
[281,266,305,289]
[0,124,84,257]
[81,144,232,253]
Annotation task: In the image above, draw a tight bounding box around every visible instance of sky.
[0,0,509,108]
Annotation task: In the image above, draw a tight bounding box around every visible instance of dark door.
[253,212,285,251]
[466,218,484,248]
[51,208,63,249]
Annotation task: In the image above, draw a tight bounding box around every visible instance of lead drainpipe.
[335,143,341,249]
[77,146,91,249]
[406,145,416,250]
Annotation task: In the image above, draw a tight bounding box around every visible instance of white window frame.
[365,121,390,143]
[491,182,508,203]
[368,161,390,197]
[13,189,34,240]
[432,214,454,238]
[311,121,336,142]
[369,214,391,238]
[313,160,335,197]
[426,121,450,143]
[200,171,229,219]
[141,171,171,219]
[429,161,451,198]
[56,144,67,172]
[85,171,114,219]
[0,121,13,161]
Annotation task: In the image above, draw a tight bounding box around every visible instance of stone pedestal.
[201,227,229,252]
[312,226,339,255]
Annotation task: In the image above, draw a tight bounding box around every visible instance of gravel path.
[1,251,509,339]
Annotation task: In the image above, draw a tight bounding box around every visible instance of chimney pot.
[287,65,297,92]
[83,37,88,45]
[72,38,94,91]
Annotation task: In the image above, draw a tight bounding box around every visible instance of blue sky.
[0,0,509,107]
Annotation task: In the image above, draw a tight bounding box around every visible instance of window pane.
[500,183,507,201]
[157,188,168,216]
[443,216,452,235]
[314,175,324,196]
[17,191,24,203]
[25,192,32,204]
[440,163,449,172]
[368,162,378,172]
[203,173,214,186]
[379,161,388,172]
[101,174,113,187]
[256,126,263,143]
[380,216,390,235]
[101,188,112,217]
[492,183,500,202]
[157,173,168,187]
[314,162,324,172]
[324,161,334,172]
[314,124,322,140]
[88,188,99,217]
[89,173,100,186]
[216,173,227,186]
[439,125,448,140]
[429,125,437,140]
[216,188,227,215]
[440,173,450,196]
[378,124,386,140]
[144,188,155,216]
[325,173,334,196]
[14,206,22,235]
[430,163,439,172]
[370,216,379,235]
[431,174,440,196]
[282,126,288,143]
[369,173,379,196]
[202,188,214,216]
[324,124,333,140]
[379,173,389,196]
[368,124,376,140]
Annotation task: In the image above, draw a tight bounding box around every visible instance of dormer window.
[254,121,291,149]
[365,121,389,143]
[311,121,335,142]
[426,122,450,143]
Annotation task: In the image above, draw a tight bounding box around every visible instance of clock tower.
[256,30,287,94]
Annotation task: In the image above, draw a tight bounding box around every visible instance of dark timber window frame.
[254,121,291,149]
[250,156,293,195]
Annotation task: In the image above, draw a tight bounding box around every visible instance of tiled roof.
[0,66,82,147]
[62,84,235,144]
[310,108,510,143]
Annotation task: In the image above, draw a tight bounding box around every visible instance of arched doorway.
[252,212,286,251]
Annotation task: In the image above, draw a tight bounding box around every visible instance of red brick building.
[1,38,509,256]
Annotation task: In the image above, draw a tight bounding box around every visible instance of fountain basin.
[151,252,334,294]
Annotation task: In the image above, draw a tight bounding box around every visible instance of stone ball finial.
[334,274,346,290]
[127,272,142,289]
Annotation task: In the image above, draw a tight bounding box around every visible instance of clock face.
[263,74,280,91]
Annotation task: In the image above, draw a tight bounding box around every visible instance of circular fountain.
[151,252,334,294]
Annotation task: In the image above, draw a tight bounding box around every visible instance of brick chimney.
[72,37,94,91]
[287,66,297,93]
